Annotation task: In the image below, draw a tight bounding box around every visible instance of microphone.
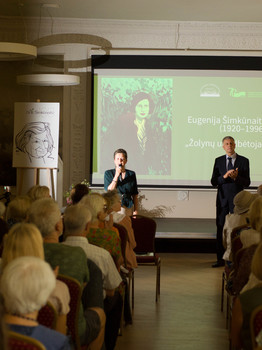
[118,164,122,181]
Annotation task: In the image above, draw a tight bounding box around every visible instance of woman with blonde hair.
[27,185,50,201]
[5,195,32,228]
[80,192,123,270]
[1,223,70,335]
[103,190,137,269]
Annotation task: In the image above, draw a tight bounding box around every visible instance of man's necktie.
[228,157,234,170]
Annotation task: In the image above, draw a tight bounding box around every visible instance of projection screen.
[91,53,262,188]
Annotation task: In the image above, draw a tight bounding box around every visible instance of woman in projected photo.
[15,122,54,164]
[131,92,155,156]
[117,92,162,175]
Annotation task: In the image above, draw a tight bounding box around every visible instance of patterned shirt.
[87,227,122,268]
[63,236,122,298]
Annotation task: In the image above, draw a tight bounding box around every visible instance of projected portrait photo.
[99,77,173,176]
[15,122,54,163]
[13,102,59,169]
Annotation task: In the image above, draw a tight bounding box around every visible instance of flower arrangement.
[64,179,90,205]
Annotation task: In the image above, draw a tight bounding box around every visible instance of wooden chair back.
[8,331,46,350]
[57,274,82,350]
[37,302,57,330]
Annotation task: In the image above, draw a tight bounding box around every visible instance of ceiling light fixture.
[17,74,80,86]
[0,42,37,61]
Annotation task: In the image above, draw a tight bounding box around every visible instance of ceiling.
[2,0,262,23]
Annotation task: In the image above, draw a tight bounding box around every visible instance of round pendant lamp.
[0,42,37,61]
[17,74,80,86]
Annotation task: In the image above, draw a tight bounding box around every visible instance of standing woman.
[104,148,138,216]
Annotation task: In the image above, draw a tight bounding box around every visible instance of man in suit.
[211,136,250,267]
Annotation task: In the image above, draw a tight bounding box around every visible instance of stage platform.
[154,218,217,253]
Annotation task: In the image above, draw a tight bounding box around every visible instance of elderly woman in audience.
[5,195,32,228]
[1,256,72,350]
[239,195,262,248]
[27,184,50,201]
[80,192,123,270]
[222,190,257,263]
[103,190,137,269]
[1,222,70,335]
[231,240,262,350]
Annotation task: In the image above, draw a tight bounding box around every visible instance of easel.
[17,167,56,199]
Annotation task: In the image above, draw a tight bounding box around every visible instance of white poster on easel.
[12,102,60,169]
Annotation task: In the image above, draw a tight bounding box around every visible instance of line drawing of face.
[135,99,150,120]
[15,122,54,163]
[25,131,49,158]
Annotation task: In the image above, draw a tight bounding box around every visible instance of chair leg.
[221,271,225,312]
[156,260,161,302]
[128,271,135,310]
[131,272,134,309]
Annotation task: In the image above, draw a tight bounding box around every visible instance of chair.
[251,305,262,349]
[114,222,135,308]
[8,330,46,350]
[57,274,87,350]
[130,215,161,302]
[37,302,57,330]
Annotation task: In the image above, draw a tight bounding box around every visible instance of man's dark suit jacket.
[211,154,250,210]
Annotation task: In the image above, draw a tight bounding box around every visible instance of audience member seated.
[63,204,122,298]
[239,196,262,248]
[27,198,106,349]
[226,196,262,295]
[231,241,262,350]
[5,195,32,229]
[70,183,89,205]
[63,204,123,350]
[1,222,70,335]
[103,190,137,269]
[27,185,50,201]
[223,190,257,263]
[240,197,262,294]
[80,193,123,270]
[0,256,71,350]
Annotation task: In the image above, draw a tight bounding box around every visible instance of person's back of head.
[257,184,262,196]
[248,196,262,234]
[233,190,258,215]
[2,222,44,270]
[102,190,120,212]
[0,256,56,315]
[79,192,104,223]
[27,185,50,201]
[6,195,32,227]
[27,198,61,238]
[71,184,89,205]
[64,204,92,237]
